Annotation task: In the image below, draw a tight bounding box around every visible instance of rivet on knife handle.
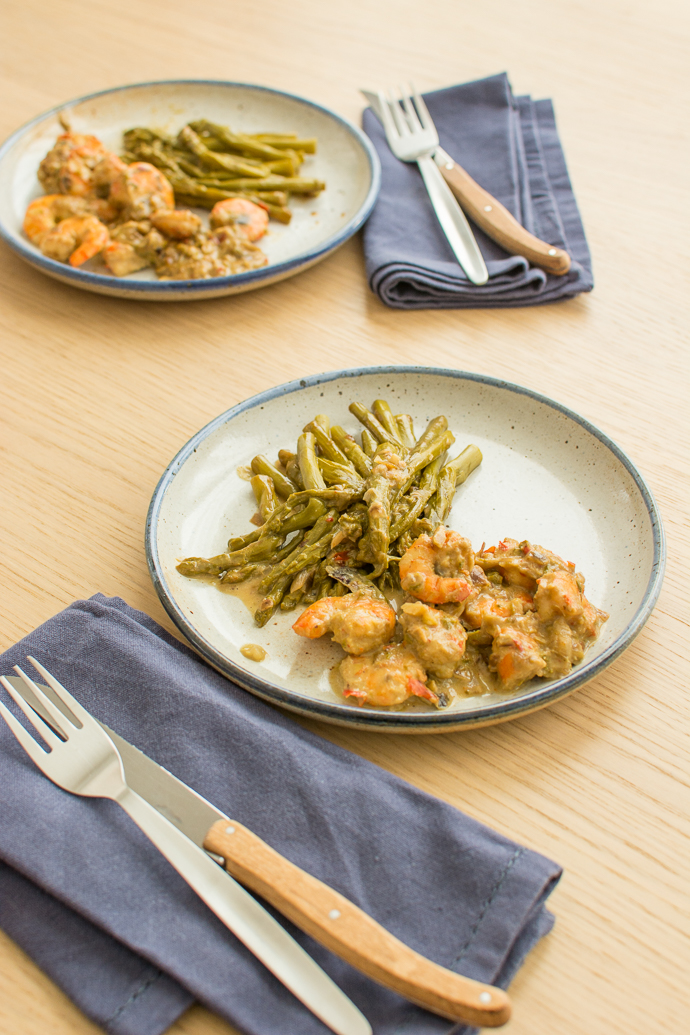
[434,151,571,275]
[204,819,511,1028]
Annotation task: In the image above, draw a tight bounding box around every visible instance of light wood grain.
[0,1,688,1035]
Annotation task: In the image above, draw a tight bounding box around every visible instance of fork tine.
[377,89,400,142]
[27,657,87,729]
[386,90,410,137]
[410,84,433,131]
[399,87,422,132]
[0,679,56,755]
[12,663,77,735]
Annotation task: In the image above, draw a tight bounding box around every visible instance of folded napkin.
[363,73,593,308]
[0,596,562,1035]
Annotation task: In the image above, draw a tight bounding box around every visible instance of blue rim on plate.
[0,79,381,298]
[146,366,666,731]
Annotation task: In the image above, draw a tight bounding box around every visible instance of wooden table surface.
[1,1,688,1033]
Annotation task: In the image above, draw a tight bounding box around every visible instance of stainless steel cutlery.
[363,85,571,277]
[1,658,511,1029]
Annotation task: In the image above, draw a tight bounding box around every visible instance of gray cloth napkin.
[362,73,593,308]
[0,595,562,1035]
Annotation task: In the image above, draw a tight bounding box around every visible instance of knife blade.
[361,89,571,276]
[7,676,371,1035]
[10,677,511,1028]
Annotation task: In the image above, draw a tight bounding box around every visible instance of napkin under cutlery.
[0,595,562,1035]
[362,73,593,308]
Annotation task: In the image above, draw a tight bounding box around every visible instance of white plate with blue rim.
[146,366,665,732]
[0,80,380,301]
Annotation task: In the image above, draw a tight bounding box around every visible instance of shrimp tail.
[407,677,437,703]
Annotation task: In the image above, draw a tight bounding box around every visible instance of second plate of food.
[146,367,664,732]
[0,80,380,300]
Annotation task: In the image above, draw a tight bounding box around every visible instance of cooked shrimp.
[292,594,396,655]
[399,601,467,678]
[478,539,577,591]
[488,615,547,692]
[209,198,269,242]
[463,584,534,631]
[23,194,94,245]
[109,162,174,219]
[91,153,128,191]
[103,241,151,277]
[340,644,437,707]
[38,133,111,196]
[534,569,585,622]
[399,526,475,604]
[150,209,202,239]
[39,215,109,267]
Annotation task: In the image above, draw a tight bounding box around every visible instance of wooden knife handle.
[204,819,511,1027]
[436,156,571,275]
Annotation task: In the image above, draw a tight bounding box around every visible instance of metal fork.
[374,85,488,284]
[0,657,371,1035]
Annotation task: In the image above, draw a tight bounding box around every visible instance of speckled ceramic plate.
[146,367,665,732]
[0,80,379,300]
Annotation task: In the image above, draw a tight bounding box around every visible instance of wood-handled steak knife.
[12,676,510,1029]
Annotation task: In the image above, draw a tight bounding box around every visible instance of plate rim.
[0,78,381,294]
[146,365,666,730]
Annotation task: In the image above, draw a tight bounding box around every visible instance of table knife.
[12,677,511,1029]
[362,89,571,276]
[8,676,370,1035]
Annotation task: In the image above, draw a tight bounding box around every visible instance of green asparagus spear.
[250,455,298,499]
[258,510,338,591]
[176,532,284,576]
[358,442,409,576]
[371,400,407,448]
[296,432,326,490]
[317,458,364,490]
[389,454,444,541]
[227,528,262,552]
[348,402,402,449]
[250,475,280,522]
[426,444,483,522]
[411,416,449,455]
[255,572,294,626]
[178,125,270,178]
[302,420,350,466]
[395,414,416,449]
[331,426,372,477]
[361,428,378,457]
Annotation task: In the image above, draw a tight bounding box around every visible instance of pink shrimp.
[37,133,112,196]
[39,214,109,267]
[292,594,396,655]
[209,198,269,242]
[399,527,475,604]
[340,644,437,707]
[108,162,174,219]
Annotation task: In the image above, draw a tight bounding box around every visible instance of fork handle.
[434,150,571,275]
[415,155,489,285]
[204,819,511,1028]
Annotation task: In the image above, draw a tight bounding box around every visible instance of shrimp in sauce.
[39,214,109,267]
[340,644,437,707]
[210,198,269,242]
[399,527,476,604]
[292,594,396,655]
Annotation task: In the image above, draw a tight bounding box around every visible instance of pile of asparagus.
[177,399,482,627]
[122,122,325,224]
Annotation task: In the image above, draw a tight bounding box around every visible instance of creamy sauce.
[240,643,267,662]
[219,575,265,614]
